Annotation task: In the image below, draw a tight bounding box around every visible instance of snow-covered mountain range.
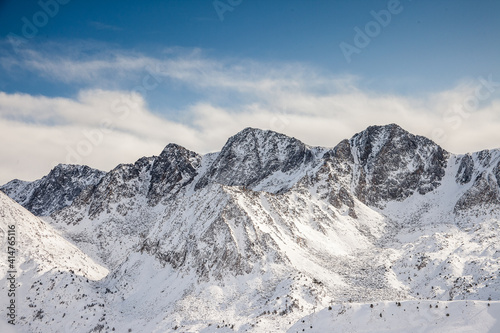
[1,123,499,332]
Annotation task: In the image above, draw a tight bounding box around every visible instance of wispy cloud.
[0,41,499,183]
[1,42,355,95]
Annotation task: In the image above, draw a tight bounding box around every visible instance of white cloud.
[0,90,203,183]
[0,43,499,184]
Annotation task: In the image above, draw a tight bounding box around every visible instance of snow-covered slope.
[0,191,108,332]
[2,124,500,332]
[0,191,107,280]
[288,300,500,333]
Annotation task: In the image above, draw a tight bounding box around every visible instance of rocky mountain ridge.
[1,164,105,216]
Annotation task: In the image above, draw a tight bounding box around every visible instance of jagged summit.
[223,127,308,151]
[148,143,201,205]
[195,126,322,191]
[160,142,191,154]
[350,123,447,158]
[348,123,449,206]
[54,144,203,221]
[0,163,105,216]
[230,126,277,137]
[53,163,89,170]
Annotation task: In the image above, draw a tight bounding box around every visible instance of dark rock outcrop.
[0,164,105,216]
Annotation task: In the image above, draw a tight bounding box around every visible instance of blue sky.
[0,0,500,182]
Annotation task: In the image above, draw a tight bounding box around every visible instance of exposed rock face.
[85,156,155,219]
[349,124,449,207]
[495,160,500,187]
[456,154,475,185]
[138,185,288,280]
[195,127,322,192]
[76,143,202,218]
[454,149,500,213]
[312,139,357,218]
[454,172,500,213]
[147,143,201,205]
[9,124,498,221]
[0,164,105,216]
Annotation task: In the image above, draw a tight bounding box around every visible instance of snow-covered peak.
[148,143,201,205]
[350,123,447,164]
[195,127,324,192]
[349,124,450,206]
[160,142,189,155]
[221,127,310,160]
[0,164,105,216]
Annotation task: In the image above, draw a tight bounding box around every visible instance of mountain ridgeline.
[4,124,498,218]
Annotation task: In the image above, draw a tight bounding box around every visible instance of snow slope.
[0,191,107,280]
[288,300,500,333]
[0,191,108,332]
